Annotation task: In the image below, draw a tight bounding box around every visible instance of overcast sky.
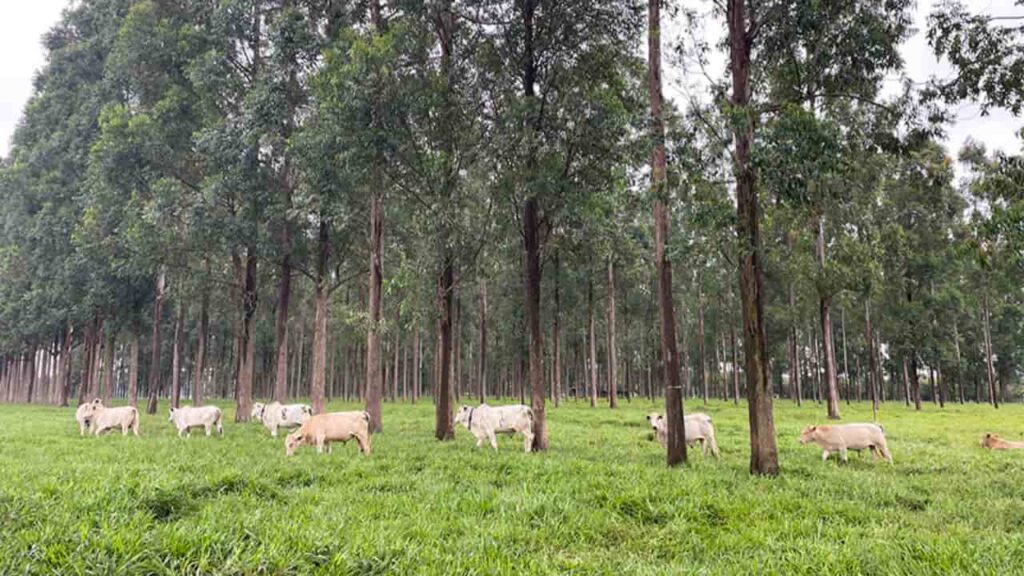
[1,0,1021,161]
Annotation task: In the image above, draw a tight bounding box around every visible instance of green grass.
[2,398,1024,575]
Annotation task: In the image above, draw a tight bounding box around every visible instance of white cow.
[168,405,224,437]
[75,399,100,435]
[455,404,535,453]
[252,401,312,437]
[646,412,720,458]
[82,399,140,436]
[799,423,892,464]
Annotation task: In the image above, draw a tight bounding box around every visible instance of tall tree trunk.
[650,0,687,466]
[102,329,115,405]
[698,279,708,405]
[413,325,421,404]
[606,258,618,409]
[479,279,488,404]
[952,316,964,404]
[194,286,209,406]
[435,253,455,440]
[864,300,879,419]
[78,320,95,406]
[147,270,166,414]
[236,248,258,422]
[840,306,850,406]
[310,218,330,415]
[129,330,140,407]
[816,217,841,419]
[588,274,598,408]
[729,0,777,475]
[57,321,73,407]
[366,194,384,432]
[730,306,740,406]
[788,284,801,405]
[89,317,103,402]
[171,305,184,408]
[910,353,922,410]
[982,293,998,408]
[273,257,292,403]
[552,257,561,408]
[524,196,547,450]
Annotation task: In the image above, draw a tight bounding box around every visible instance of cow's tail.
[129,407,140,435]
[215,407,224,434]
[526,406,536,433]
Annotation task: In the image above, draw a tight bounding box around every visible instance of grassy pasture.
[2,399,1024,575]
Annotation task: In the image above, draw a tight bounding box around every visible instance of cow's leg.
[271,426,278,438]
[325,441,333,454]
[488,431,499,451]
[522,429,534,453]
[700,438,708,457]
[839,447,849,463]
[122,423,129,436]
[879,443,893,464]
[355,433,371,455]
[821,450,830,462]
[869,446,879,461]
[205,424,212,437]
[475,434,484,448]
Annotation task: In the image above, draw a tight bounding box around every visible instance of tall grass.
[2,399,1023,575]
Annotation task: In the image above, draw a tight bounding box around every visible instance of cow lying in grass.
[981,433,1024,450]
[168,405,224,437]
[252,401,312,437]
[284,411,371,456]
[81,399,140,436]
[799,423,892,464]
[645,412,720,458]
[455,404,535,453]
[75,399,99,435]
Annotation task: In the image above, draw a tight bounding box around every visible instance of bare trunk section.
[171,306,184,408]
[864,300,879,419]
[194,286,209,406]
[236,248,258,422]
[479,278,488,404]
[435,254,455,441]
[588,274,598,408]
[650,0,687,466]
[146,271,166,414]
[606,258,618,409]
[310,219,331,415]
[698,279,708,405]
[366,194,384,432]
[273,257,292,403]
[129,330,140,407]
[817,217,840,419]
[552,257,561,407]
[729,0,777,475]
[982,293,998,408]
[57,321,73,407]
[102,330,115,405]
[524,196,548,450]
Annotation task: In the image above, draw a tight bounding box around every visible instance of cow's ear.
[645,415,651,421]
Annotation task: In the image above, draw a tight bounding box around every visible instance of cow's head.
[454,405,472,427]
[645,413,664,431]
[982,433,1000,449]
[284,431,306,457]
[251,403,265,422]
[799,426,818,444]
[168,407,178,422]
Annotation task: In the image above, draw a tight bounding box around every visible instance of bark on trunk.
[310,219,330,415]
[57,321,73,407]
[366,194,384,432]
[816,217,841,419]
[729,0,777,475]
[552,257,561,407]
[147,270,166,414]
[171,305,184,408]
[435,254,455,441]
[982,294,998,408]
[864,300,879,419]
[194,286,209,406]
[588,274,598,408]
[102,330,115,405]
[236,248,258,422]
[650,0,687,466]
[129,330,140,407]
[698,280,708,405]
[273,256,292,403]
[479,278,488,404]
[523,196,547,450]
[606,258,618,409]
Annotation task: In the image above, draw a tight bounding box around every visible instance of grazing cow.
[168,405,224,437]
[82,399,140,436]
[284,411,371,456]
[252,401,312,437]
[981,433,1024,450]
[454,404,535,453]
[645,412,720,458]
[75,399,100,435]
[799,423,892,464]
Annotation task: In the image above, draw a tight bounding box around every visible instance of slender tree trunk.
[729,0,777,475]
[194,287,209,406]
[910,353,922,410]
[146,270,167,414]
[730,307,740,406]
[864,300,879,418]
[57,321,73,407]
[435,253,456,440]
[171,305,184,408]
[89,317,103,402]
[273,257,292,403]
[310,219,331,414]
[840,306,850,406]
[479,279,488,404]
[697,281,708,405]
[650,0,686,466]
[102,329,115,406]
[129,330,140,407]
[236,248,258,422]
[982,293,998,408]
[606,258,618,408]
[588,274,598,408]
[816,217,841,419]
[366,193,384,432]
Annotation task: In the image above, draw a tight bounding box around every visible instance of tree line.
[0,0,1021,474]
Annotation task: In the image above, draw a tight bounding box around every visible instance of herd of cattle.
[71,398,1022,460]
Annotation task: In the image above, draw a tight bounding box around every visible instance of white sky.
[0,0,1022,160]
